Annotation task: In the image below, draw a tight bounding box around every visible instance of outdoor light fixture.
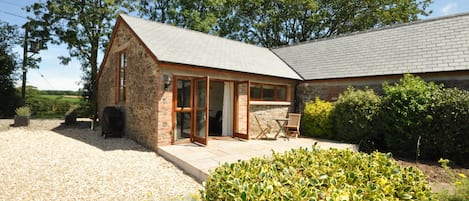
[163,74,172,90]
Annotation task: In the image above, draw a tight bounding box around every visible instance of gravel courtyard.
[0,119,202,201]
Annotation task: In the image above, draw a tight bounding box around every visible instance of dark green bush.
[301,97,334,139]
[76,101,92,118]
[429,88,469,165]
[379,74,441,158]
[26,96,53,116]
[201,146,435,200]
[332,87,381,143]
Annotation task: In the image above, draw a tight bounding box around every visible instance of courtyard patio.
[158,136,358,182]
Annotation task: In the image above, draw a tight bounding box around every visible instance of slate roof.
[119,14,302,80]
[273,13,469,80]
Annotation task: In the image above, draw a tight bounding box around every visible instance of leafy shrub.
[437,159,469,201]
[53,97,72,115]
[76,101,92,118]
[429,89,469,165]
[0,89,21,118]
[379,74,441,158]
[332,87,380,143]
[25,94,78,118]
[15,106,31,117]
[26,95,53,116]
[201,146,435,200]
[301,97,334,139]
[65,104,80,116]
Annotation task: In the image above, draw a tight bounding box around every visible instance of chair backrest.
[287,113,301,128]
[254,114,263,127]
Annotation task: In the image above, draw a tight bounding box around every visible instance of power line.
[0,1,23,8]
[34,69,56,90]
[0,9,27,20]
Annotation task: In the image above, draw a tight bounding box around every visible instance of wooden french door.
[234,81,250,140]
[192,77,210,145]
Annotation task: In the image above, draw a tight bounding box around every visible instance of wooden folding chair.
[254,115,271,139]
[283,113,301,139]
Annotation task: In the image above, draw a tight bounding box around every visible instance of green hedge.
[201,146,435,200]
[26,96,72,118]
[332,87,381,143]
[301,74,469,165]
[429,88,469,165]
[379,74,441,158]
[301,97,334,139]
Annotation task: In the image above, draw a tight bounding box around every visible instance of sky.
[1,0,469,91]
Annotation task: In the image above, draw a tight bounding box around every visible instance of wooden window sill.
[250,101,291,106]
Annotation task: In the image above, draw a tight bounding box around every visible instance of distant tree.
[133,0,222,33]
[135,0,432,48]
[26,0,130,122]
[0,21,21,118]
[216,0,433,47]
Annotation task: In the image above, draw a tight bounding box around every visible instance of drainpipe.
[293,81,301,113]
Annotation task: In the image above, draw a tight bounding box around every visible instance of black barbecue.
[101,106,124,139]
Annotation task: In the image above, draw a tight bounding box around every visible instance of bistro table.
[273,117,289,139]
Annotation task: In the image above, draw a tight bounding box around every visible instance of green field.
[40,95,82,104]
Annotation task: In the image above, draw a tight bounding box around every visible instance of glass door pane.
[175,112,191,140]
[174,78,192,143]
[193,77,209,145]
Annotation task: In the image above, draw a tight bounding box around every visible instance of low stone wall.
[249,104,289,138]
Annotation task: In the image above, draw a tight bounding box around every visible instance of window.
[249,83,288,101]
[250,83,261,99]
[118,52,127,102]
[262,85,275,101]
[177,79,191,108]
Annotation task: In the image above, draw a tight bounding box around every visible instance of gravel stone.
[0,119,202,201]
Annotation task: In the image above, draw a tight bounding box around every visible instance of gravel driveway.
[0,119,202,201]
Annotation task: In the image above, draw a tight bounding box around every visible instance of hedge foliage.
[379,74,442,158]
[429,88,469,165]
[302,97,333,139]
[201,146,435,200]
[332,87,381,143]
[301,74,469,165]
[22,86,91,118]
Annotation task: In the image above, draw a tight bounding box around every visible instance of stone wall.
[157,82,173,146]
[234,83,248,137]
[98,22,162,151]
[297,79,384,112]
[249,104,289,138]
[97,54,116,116]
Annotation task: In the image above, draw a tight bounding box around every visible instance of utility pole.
[21,23,29,104]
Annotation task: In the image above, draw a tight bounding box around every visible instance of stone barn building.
[98,13,469,150]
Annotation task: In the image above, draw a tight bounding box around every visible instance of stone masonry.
[98,22,162,151]
[235,83,248,136]
[249,104,289,138]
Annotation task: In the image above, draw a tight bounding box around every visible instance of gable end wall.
[98,22,165,150]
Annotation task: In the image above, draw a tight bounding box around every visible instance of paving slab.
[158,137,357,182]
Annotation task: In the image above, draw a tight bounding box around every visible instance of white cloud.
[441,3,458,15]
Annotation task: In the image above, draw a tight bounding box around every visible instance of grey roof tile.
[273,13,469,80]
[119,14,302,80]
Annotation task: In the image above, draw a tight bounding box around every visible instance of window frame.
[249,83,288,101]
[116,51,127,103]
